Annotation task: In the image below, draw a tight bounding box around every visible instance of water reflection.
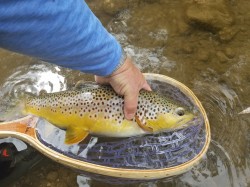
[1,63,66,96]
[178,140,238,187]
[191,69,249,187]
[0,63,67,118]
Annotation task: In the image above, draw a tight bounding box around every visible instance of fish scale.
[23,85,195,144]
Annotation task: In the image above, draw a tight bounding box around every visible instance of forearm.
[0,0,122,76]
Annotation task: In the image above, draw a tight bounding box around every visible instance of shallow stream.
[0,0,249,186]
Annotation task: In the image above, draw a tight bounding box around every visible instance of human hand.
[95,57,151,120]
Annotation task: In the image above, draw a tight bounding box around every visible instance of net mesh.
[36,78,206,171]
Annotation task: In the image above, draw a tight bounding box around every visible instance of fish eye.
[175,107,185,116]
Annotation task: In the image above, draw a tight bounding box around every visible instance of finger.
[124,91,139,120]
[142,81,152,91]
[94,76,109,85]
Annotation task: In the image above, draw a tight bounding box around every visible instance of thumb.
[95,75,109,85]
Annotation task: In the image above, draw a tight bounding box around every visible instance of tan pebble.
[197,50,210,62]
[39,181,48,187]
[224,47,235,58]
[46,171,59,181]
[218,27,238,42]
[102,0,127,15]
[177,21,189,34]
[182,45,193,54]
[56,181,68,187]
[24,178,31,184]
[216,51,228,63]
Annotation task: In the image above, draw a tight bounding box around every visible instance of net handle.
[0,115,37,139]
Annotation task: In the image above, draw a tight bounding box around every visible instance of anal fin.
[65,127,89,145]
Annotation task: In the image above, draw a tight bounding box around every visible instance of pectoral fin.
[65,127,89,145]
[135,115,153,133]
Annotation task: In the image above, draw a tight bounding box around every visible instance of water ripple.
[0,62,67,115]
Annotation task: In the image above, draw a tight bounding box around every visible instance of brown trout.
[22,85,195,144]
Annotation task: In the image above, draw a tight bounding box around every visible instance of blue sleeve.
[0,0,122,76]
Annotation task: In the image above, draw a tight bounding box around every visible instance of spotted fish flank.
[23,85,195,144]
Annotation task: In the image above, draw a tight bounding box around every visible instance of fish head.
[146,105,196,132]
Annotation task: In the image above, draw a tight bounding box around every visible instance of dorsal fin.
[39,89,47,96]
[74,81,99,90]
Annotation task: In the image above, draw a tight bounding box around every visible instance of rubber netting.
[36,79,206,170]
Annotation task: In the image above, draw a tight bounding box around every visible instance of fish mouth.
[176,114,197,129]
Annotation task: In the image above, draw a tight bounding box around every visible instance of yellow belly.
[27,107,145,137]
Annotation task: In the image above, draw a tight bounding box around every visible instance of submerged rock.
[185,0,234,33]
[224,47,235,59]
[197,50,210,62]
[46,171,59,181]
[216,51,228,63]
[218,26,239,42]
[102,0,159,15]
[102,0,129,15]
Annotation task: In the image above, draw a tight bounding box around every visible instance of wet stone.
[66,173,78,186]
[185,0,234,32]
[46,171,59,181]
[224,47,235,59]
[177,21,190,34]
[39,181,48,187]
[181,44,194,54]
[197,50,210,62]
[218,26,239,42]
[216,51,228,63]
[56,181,68,187]
[24,177,31,184]
[102,0,128,15]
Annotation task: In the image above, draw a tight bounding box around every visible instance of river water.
[0,0,249,187]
